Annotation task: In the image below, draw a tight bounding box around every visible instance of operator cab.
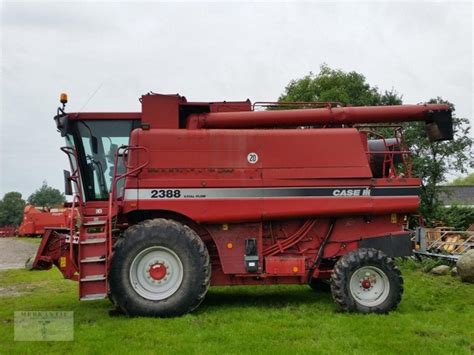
[54,94,140,201]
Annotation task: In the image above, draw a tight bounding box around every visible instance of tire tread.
[330,247,403,314]
[109,218,211,317]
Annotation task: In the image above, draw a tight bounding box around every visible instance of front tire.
[330,248,403,314]
[109,219,211,317]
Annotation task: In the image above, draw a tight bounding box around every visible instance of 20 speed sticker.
[247,152,258,164]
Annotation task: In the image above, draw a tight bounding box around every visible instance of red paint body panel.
[141,94,180,129]
[204,216,406,277]
[122,127,419,223]
[130,128,371,174]
[265,256,306,276]
[129,197,418,223]
[207,223,261,274]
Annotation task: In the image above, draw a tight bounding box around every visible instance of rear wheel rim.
[349,266,390,307]
[130,246,184,300]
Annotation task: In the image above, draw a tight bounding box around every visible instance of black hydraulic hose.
[307,218,336,283]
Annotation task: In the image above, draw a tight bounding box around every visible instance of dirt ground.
[0,238,38,270]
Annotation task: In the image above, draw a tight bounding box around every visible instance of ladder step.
[80,293,107,301]
[81,274,106,282]
[83,220,107,227]
[83,232,107,238]
[80,238,107,244]
[80,256,106,263]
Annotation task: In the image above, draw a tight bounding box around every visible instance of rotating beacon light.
[60,93,68,110]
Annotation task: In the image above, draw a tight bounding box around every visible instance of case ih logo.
[332,188,371,197]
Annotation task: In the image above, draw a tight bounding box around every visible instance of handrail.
[60,146,84,203]
[68,194,80,271]
[60,146,83,270]
[360,127,412,178]
[110,145,150,200]
[395,126,413,177]
[107,145,150,257]
[361,130,395,177]
[252,101,342,111]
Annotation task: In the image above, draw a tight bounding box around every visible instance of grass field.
[0,261,473,354]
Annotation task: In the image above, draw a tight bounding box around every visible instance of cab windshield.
[74,120,138,201]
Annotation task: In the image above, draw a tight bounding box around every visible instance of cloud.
[1,1,472,197]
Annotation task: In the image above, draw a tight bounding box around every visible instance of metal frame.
[414,227,474,261]
[361,126,413,178]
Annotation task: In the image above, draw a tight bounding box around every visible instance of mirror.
[64,170,73,196]
[54,113,69,137]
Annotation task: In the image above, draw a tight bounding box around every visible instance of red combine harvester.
[31,92,453,316]
[18,205,72,237]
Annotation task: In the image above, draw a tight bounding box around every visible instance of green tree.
[449,172,474,185]
[0,192,26,226]
[436,206,474,230]
[404,98,473,221]
[278,64,402,106]
[277,65,473,224]
[27,181,66,208]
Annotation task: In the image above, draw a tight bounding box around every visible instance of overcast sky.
[1,0,473,199]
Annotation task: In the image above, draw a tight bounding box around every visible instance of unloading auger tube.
[186,103,453,142]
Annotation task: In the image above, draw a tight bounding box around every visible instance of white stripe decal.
[123,187,420,200]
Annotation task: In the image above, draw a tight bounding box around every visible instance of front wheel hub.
[130,246,184,300]
[361,279,372,289]
[149,263,167,281]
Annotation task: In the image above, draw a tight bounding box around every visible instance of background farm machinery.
[18,205,73,237]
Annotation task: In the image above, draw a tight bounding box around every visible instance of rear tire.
[109,218,211,317]
[330,248,403,314]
